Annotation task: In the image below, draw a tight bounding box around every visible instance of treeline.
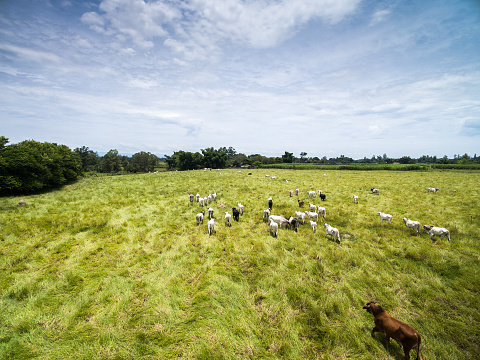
[164,149,480,170]
[74,147,161,174]
[2,135,478,194]
[0,137,162,195]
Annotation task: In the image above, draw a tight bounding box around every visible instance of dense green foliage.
[165,147,228,170]
[163,147,480,170]
[0,169,479,359]
[0,138,82,195]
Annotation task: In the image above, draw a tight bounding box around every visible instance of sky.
[0,0,479,159]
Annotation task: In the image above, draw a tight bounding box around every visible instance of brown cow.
[363,301,424,360]
[297,199,304,208]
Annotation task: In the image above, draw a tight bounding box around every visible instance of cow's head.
[363,301,383,315]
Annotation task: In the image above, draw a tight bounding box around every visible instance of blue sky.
[1,0,479,159]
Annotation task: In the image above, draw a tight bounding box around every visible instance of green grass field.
[1,169,479,359]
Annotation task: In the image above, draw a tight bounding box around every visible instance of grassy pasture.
[0,169,479,359]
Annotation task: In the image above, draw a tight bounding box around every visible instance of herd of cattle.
[189,184,450,244]
[187,175,441,359]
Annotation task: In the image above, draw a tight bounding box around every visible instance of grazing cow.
[268,197,273,210]
[363,301,424,360]
[232,207,240,222]
[289,190,294,197]
[269,214,289,228]
[295,188,299,196]
[189,193,194,202]
[298,199,304,208]
[320,193,326,201]
[353,195,358,204]
[427,187,439,193]
[371,188,380,195]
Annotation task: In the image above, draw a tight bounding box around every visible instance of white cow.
[207,219,216,236]
[305,211,318,222]
[377,212,392,224]
[196,211,205,225]
[263,209,271,222]
[324,223,340,244]
[295,211,306,224]
[270,219,279,238]
[403,217,421,235]
[316,206,326,219]
[225,212,232,227]
[424,225,451,242]
[269,215,289,228]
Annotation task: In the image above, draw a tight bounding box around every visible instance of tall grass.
[1,169,479,359]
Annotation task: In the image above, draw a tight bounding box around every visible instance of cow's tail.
[416,334,424,360]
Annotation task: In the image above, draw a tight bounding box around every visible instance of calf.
[363,301,424,360]
[320,193,326,201]
[298,199,304,208]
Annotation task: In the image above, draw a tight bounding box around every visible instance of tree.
[218,146,237,158]
[300,152,307,162]
[130,151,159,172]
[74,146,99,172]
[0,139,82,194]
[282,151,294,163]
[227,153,246,167]
[100,149,123,173]
[397,156,415,164]
[0,136,8,150]
[201,147,227,168]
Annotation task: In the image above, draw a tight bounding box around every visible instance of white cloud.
[370,9,391,26]
[81,0,361,59]
[0,43,61,63]
[82,0,180,48]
